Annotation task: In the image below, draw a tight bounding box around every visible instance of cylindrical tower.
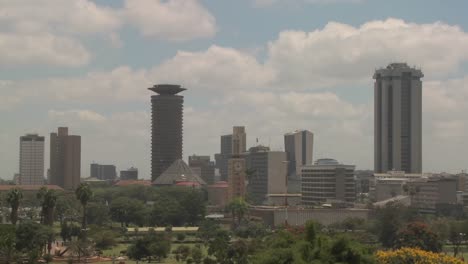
[149,84,186,182]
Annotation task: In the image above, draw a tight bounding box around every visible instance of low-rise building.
[301,159,355,206]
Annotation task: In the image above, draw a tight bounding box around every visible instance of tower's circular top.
[148,84,187,95]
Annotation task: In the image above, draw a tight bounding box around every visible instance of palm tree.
[75,183,93,230]
[227,198,248,226]
[6,188,23,225]
[37,187,58,254]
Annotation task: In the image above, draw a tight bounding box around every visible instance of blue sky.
[1,0,468,179]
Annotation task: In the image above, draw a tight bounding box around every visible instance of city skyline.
[2,0,468,179]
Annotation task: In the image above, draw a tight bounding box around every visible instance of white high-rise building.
[19,134,45,185]
[374,63,423,173]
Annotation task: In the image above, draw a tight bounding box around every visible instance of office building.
[246,145,287,204]
[120,167,138,180]
[407,176,458,214]
[207,181,229,208]
[284,130,314,177]
[90,163,117,180]
[232,126,246,155]
[374,63,423,173]
[19,134,45,185]
[49,127,81,190]
[149,84,185,182]
[301,159,355,206]
[227,126,247,201]
[215,134,233,181]
[189,155,215,185]
[372,170,423,201]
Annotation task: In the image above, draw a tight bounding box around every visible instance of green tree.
[86,202,110,226]
[227,198,248,226]
[0,224,17,263]
[75,183,93,230]
[37,187,58,254]
[127,230,171,262]
[394,222,442,252]
[89,227,118,250]
[110,197,146,227]
[15,221,53,263]
[6,188,23,225]
[191,245,204,264]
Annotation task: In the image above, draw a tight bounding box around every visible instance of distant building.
[355,170,373,194]
[189,155,215,185]
[215,134,233,181]
[372,170,423,201]
[408,176,458,214]
[120,167,138,180]
[19,134,45,185]
[90,163,116,180]
[207,181,229,208]
[227,126,247,201]
[301,159,355,206]
[49,127,81,190]
[149,84,185,182]
[13,173,20,185]
[246,145,288,204]
[152,159,206,187]
[374,63,423,173]
[284,130,313,177]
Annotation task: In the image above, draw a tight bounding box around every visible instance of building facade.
[284,130,313,177]
[246,146,288,204]
[227,126,247,201]
[90,163,117,180]
[215,134,233,182]
[120,167,138,180]
[301,159,355,206]
[188,155,215,185]
[49,127,81,190]
[19,134,45,185]
[149,84,185,181]
[374,63,423,173]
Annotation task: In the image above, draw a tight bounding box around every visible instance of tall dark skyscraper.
[149,84,185,181]
[374,63,423,173]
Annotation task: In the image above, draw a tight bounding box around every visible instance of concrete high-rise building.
[90,163,117,180]
[227,126,247,201]
[232,126,246,155]
[120,167,138,180]
[374,63,423,173]
[246,146,287,204]
[284,130,314,177]
[19,134,45,185]
[301,159,355,205]
[49,127,81,190]
[189,155,215,185]
[149,84,185,182]
[215,134,233,182]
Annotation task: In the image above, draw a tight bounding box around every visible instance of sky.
[1,0,468,180]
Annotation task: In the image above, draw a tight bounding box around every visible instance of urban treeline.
[1,183,468,263]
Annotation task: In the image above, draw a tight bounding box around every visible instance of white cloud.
[0,33,91,67]
[124,0,217,41]
[152,45,274,90]
[267,18,468,88]
[253,0,362,7]
[0,0,218,67]
[0,0,121,35]
[48,109,106,122]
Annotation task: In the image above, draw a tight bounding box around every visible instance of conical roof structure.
[152,159,206,186]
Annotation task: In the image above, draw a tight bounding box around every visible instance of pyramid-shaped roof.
[152,159,206,186]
